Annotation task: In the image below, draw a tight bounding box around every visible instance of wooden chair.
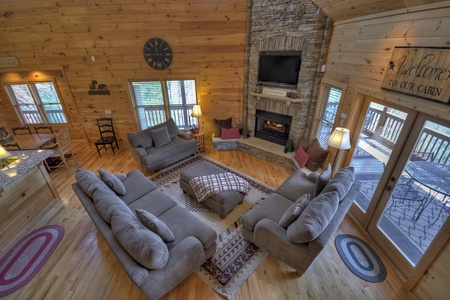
[35,126,54,134]
[12,126,31,135]
[94,118,119,157]
[43,128,76,170]
[2,142,21,150]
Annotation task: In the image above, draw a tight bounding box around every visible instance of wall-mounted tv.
[257,51,302,89]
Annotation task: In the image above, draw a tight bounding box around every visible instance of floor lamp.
[327,127,351,172]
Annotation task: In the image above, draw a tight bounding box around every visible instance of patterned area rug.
[335,234,387,283]
[0,225,65,297]
[150,155,274,299]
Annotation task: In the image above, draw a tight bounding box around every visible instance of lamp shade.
[327,127,351,150]
[191,105,203,118]
[0,145,11,160]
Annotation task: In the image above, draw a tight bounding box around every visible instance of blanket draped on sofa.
[189,172,250,203]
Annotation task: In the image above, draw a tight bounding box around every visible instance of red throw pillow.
[294,145,310,168]
[221,127,240,139]
[214,118,232,137]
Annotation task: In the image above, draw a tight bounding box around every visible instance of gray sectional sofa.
[240,165,361,275]
[127,118,198,172]
[72,168,217,300]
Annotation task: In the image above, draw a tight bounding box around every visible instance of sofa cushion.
[151,125,171,148]
[306,139,329,171]
[111,209,169,270]
[278,194,310,228]
[136,208,175,242]
[214,117,232,137]
[321,167,355,201]
[293,145,310,168]
[287,191,339,243]
[311,163,332,198]
[119,170,159,205]
[275,169,316,202]
[75,168,110,198]
[114,173,127,181]
[99,169,126,196]
[93,187,132,223]
[127,131,153,149]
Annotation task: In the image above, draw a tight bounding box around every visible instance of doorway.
[346,97,450,277]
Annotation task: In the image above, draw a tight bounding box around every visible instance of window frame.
[2,80,69,125]
[128,78,199,130]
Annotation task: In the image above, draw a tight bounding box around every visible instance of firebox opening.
[254,110,292,146]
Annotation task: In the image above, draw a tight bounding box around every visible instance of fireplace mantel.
[249,92,303,105]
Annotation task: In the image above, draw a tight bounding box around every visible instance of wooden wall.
[0,0,248,143]
[323,1,450,297]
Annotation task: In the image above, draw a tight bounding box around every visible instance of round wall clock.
[143,38,173,70]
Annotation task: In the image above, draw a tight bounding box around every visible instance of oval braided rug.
[0,225,65,297]
[335,234,387,283]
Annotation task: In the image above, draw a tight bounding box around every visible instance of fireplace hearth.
[254,110,292,146]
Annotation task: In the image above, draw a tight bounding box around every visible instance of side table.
[190,131,206,153]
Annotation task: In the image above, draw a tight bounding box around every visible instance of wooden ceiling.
[310,0,448,22]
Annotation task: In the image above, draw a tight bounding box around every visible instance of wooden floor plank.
[0,141,407,300]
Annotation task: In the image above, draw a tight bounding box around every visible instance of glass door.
[346,97,417,227]
[367,114,450,276]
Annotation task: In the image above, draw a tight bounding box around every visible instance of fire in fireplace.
[254,110,292,146]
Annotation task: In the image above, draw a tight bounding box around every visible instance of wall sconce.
[190,105,203,134]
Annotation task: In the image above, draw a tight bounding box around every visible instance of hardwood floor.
[1,142,407,300]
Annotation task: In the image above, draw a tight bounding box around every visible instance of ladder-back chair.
[43,127,76,170]
[35,126,54,134]
[94,118,119,156]
[12,126,31,135]
[2,142,21,150]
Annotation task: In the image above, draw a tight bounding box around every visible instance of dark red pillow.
[214,118,232,137]
[294,145,310,168]
[221,127,240,139]
[306,139,329,171]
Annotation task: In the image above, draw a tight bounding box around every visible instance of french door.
[346,96,450,278]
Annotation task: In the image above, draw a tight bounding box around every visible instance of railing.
[143,106,196,129]
[361,106,450,166]
[23,109,67,124]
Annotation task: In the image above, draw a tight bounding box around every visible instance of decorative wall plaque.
[88,80,110,95]
[381,47,450,104]
[0,57,20,68]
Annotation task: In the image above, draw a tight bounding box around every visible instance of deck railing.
[361,106,450,165]
[143,106,196,129]
[23,110,67,124]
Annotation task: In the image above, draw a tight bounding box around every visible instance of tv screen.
[257,51,302,89]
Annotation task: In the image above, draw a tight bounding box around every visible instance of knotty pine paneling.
[0,0,247,143]
[322,2,450,297]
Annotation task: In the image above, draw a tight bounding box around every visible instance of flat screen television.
[257,51,302,89]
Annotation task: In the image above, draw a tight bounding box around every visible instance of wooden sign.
[0,57,19,68]
[381,47,450,104]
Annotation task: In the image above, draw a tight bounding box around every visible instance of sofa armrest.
[177,131,193,140]
[140,236,206,299]
[133,146,147,157]
[253,219,316,273]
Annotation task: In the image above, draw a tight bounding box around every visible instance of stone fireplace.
[255,110,292,146]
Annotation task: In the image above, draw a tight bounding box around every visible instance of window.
[129,79,198,130]
[4,82,68,124]
[314,85,343,148]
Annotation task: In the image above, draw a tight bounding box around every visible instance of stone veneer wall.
[244,0,332,145]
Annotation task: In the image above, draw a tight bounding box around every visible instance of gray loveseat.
[72,168,217,300]
[240,166,361,275]
[127,118,198,172]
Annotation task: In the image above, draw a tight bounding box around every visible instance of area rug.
[151,155,274,299]
[0,225,65,297]
[335,234,387,283]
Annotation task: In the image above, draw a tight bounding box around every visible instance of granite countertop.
[0,150,54,190]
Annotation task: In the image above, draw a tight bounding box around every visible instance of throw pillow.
[127,131,153,149]
[287,191,339,243]
[111,209,169,270]
[278,194,311,228]
[311,163,332,198]
[221,127,240,139]
[214,117,232,137]
[151,125,171,148]
[293,145,310,168]
[99,168,127,196]
[114,173,127,181]
[306,139,329,171]
[297,139,312,152]
[135,208,175,243]
[321,167,355,201]
[165,118,179,139]
[93,187,132,223]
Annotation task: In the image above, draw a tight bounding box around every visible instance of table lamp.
[327,127,351,171]
[190,105,203,134]
[0,145,12,168]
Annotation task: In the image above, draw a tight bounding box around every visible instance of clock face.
[143,38,173,70]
